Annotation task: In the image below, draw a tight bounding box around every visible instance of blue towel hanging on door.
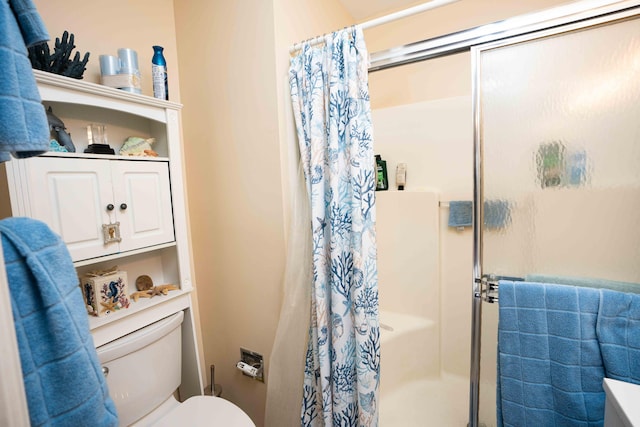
[497,281,605,426]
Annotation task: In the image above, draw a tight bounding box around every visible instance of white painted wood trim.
[72,242,177,268]
[164,109,205,394]
[34,70,182,110]
[0,240,30,427]
[91,291,191,347]
[35,70,181,123]
[165,109,192,292]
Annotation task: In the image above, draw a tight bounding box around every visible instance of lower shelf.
[89,289,192,347]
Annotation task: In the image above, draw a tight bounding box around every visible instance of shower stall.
[367,1,640,425]
[474,8,640,426]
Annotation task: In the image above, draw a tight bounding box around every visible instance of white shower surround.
[373,96,473,424]
[376,190,469,426]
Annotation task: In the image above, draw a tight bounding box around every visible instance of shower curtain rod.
[288,0,460,53]
[368,0,639,71]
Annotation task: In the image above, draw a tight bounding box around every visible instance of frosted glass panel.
[477,15,640,427]
[481,16,640,282]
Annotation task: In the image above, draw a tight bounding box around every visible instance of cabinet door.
[26,157,117,261]
[110,161,174,252]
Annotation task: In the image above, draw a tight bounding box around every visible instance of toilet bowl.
[142,396,254,427]
[96,311,254,426]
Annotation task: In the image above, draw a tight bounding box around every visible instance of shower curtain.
[289,26,380,427]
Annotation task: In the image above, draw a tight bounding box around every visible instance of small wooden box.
[82,271,130,317]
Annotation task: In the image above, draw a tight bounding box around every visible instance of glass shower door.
[473,10,640,427]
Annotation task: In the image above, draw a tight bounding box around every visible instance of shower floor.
[380,373,469,426]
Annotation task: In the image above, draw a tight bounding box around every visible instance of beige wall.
[173,2,282,425]
[33,0,182,101]
[174,1,353,426]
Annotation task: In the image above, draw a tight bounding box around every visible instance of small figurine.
[130,284,179,302]
[100,300,118,314]
[46,106,75,152]
[149,284,178,296]
[130,290,152,302]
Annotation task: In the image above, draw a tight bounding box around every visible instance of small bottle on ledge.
[152,45,169,100]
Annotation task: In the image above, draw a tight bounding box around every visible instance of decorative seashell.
[135,274,153,291]
[119,136,156,156]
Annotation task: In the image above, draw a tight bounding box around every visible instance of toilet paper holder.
[237,348,264,382]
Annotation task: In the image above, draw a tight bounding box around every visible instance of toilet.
[96,311,255,426]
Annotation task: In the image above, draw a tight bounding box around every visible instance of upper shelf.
[35,71,184,157]
[34,70,183,123]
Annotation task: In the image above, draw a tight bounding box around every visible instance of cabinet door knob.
[120,203,128,210]
[106,204,114,211]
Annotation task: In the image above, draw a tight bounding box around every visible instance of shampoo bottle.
[375,155,389,191]
[396,163,407,190]
[152,45,169,100]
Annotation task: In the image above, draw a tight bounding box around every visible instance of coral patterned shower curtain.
[289,26,380,427]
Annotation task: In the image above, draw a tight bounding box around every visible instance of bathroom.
[2,0,639,426]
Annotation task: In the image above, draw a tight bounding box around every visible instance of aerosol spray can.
[152,45,168,100]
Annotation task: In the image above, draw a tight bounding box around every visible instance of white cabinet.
[0,70,202,400]
[24,157,174,262]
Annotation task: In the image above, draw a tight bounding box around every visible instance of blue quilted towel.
[1,218,118,426]
[447,200,511,229]
[497,281,605,427]
[526,274,640,295]
[596,289,640,385]
[448,201,472,228]
[0,0,50,163]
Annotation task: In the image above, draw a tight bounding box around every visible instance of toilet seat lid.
[151,396,255,427]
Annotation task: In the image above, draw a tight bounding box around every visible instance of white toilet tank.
[97,311,184,426]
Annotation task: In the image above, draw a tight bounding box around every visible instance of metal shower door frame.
[368,0,640,72]
[469,5,640,426]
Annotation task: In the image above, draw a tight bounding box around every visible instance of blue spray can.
[152,45,168,100]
